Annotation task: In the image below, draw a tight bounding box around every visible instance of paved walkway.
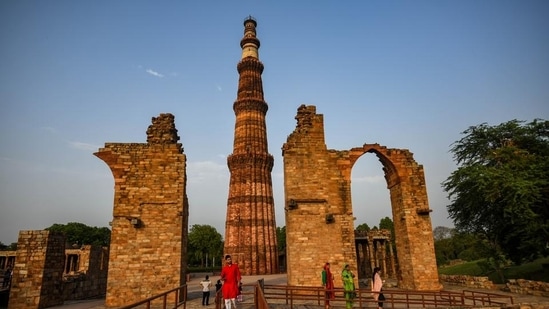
[48,273,286,309]
[45,274,549,309]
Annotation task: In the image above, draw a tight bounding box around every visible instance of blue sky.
[1,1,548,244]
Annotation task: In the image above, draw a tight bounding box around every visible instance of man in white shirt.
[199,275,212,306]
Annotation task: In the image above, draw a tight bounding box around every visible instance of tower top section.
[240,16,260,59]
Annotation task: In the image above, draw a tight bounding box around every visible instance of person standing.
[342,264,355,309]
[214,279,223,306]
[215,279,223,293]
[321,262,335,309]
[199,275,212,306]
[220,255,242,309]
[372,267,385,309]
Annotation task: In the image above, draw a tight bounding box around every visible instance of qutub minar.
[224,16,279,275]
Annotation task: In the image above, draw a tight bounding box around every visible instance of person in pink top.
[371,266,385,309]
[220,255,242,309]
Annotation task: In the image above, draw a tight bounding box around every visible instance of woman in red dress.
[321,262,335,308]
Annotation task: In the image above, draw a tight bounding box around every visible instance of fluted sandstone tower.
[224,17,278,275]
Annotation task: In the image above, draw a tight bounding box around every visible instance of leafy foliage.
[442,119,549,264]
[433,226,455,241]
[276,226,286,253]
[0,241,17,251]
[356,223,370,232]
[434,228,488,265]
[187,224,223,267]
[46,222,111,246]
[379,217,394,235]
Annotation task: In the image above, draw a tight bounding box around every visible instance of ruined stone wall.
[95,113,188,307]
[282,105,358,288]
[283,105,440,291]
[63,245,108,300]
[440,275,549,298]
[8,230,65,309]
[439,274,495,290]
[504,279,549,297]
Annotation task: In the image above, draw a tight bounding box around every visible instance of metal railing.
[259,285,514,308]
[119,285,187,309]
[464,289,514,307]
[119,280,515,309]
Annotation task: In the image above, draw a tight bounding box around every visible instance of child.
[237,282,243,302]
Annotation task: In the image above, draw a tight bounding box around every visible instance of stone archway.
[282,105,441,290]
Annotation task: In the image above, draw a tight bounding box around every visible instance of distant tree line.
[0,242,17,251]
[46,222,111,247]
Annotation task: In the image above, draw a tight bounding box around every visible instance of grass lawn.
[439,257,549,283]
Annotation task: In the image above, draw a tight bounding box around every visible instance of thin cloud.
[146,69,164,78]
[216,85,222,92]
[187,160,228,183]
[41,126,57,134]
[68,141,101,151]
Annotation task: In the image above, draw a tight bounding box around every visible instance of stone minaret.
[224,17,278,275]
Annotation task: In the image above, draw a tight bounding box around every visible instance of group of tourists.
[203,256,384,309]
[322,262,384,309]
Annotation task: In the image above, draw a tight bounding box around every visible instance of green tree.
[433,226,455,241]
[435,231,487,265]
[434,237,454,265]
[453,233,488,262]
[187,224,223,268]
[276,226,286,253]
[379,217,394,234]
[6,242,17,251]
[46,222,111,246]
[356,223,370,232]
[433,226,456,265]
[442,119,549,265]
